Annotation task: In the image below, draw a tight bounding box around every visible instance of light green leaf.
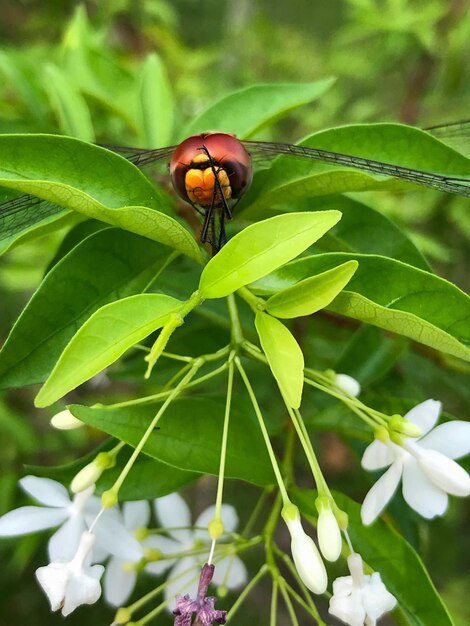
[255,311,304,409]
[44,64,95,142]
[253,253,470,362]
[0,229,175,389]
[181,79,336,140]
[0,135,202,262]
[266,260,358,318]
[199,211,341,298]
[137,53,173,147]
[35,294,183,407]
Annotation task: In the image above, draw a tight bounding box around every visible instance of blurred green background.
[0,1,469,624]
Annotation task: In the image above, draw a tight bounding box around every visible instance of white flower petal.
[419,421,470,460]
[143,535,179,575]
[418,450,470,497]
[363,572,397,619]
[36,561,104,616]
[103,557,137,607]
[0,506,68,536]
[361,440,395,471]
[402,458,448,518]
[194,504,239,540]
[163,557,201,610]
[361,461,403,525]
[212,555,247,589]
[404,399,441,435]
[20,476,71,507]
[154,493,192,543]
[62,565,104,616]
[48,515,87,561]
[123,501,151,531]
[92,509,143,562]
[329,587,366,626]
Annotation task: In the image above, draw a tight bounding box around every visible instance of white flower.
[103,500,152,607]
[146,493,247,609]
[284,508,327,594]
[317,503,342,562]
[335,374,361,397]
[329,553,396,626]
[0,476,143,563]
[361,400,470,524]
[36,531,104,616]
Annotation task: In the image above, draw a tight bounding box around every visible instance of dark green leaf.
[70,398,276,487]
[0,228,176,389]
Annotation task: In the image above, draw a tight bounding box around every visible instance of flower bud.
[283,506,327,594]
[316,499,342,562]
[71,464,102,494]
[334,373,361,397]
[50,409,84,430]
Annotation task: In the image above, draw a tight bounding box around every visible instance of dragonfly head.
[169,132,253,208]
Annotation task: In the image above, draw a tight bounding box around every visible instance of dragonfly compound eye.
[169,132,253,208]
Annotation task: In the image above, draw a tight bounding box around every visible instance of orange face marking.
[185,166,232,206]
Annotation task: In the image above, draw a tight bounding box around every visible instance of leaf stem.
[235,357,290,506]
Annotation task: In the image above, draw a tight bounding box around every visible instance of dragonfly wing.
[0,144,177,250]
[243,140,470,198]
[426,120,470,157]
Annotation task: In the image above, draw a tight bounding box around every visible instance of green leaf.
[43,64,95,142]
[253,253,470,361]
[35,293,183,407]
[137,53,174,147]
[70,398,276,486]
[199,211,341,298]
[0,135,203,263]
[266,260,358,318]
[181,79,336,140]
[294,489,454,626]
[240,194,430,271]
[0,229,176,389]
[241,124,470,208]
[255,311,304,409]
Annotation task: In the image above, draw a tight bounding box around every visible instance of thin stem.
[279,580,300,626]
[97,361,228,409]
[226,293,243,345]
[225,564,269,621]
[270,579,278,626]
[213,355,235,521]
[106,362,202,499]
[282,579,326,625]
[273,545,322,621]
[237,285,266,312]
[287,405,330,497]
[235,357,290,505]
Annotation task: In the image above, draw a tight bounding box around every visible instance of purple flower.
[173,563,227,626]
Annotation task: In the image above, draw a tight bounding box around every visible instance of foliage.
[0,3,469,626]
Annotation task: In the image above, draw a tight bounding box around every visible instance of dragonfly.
[1,121,469,255]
